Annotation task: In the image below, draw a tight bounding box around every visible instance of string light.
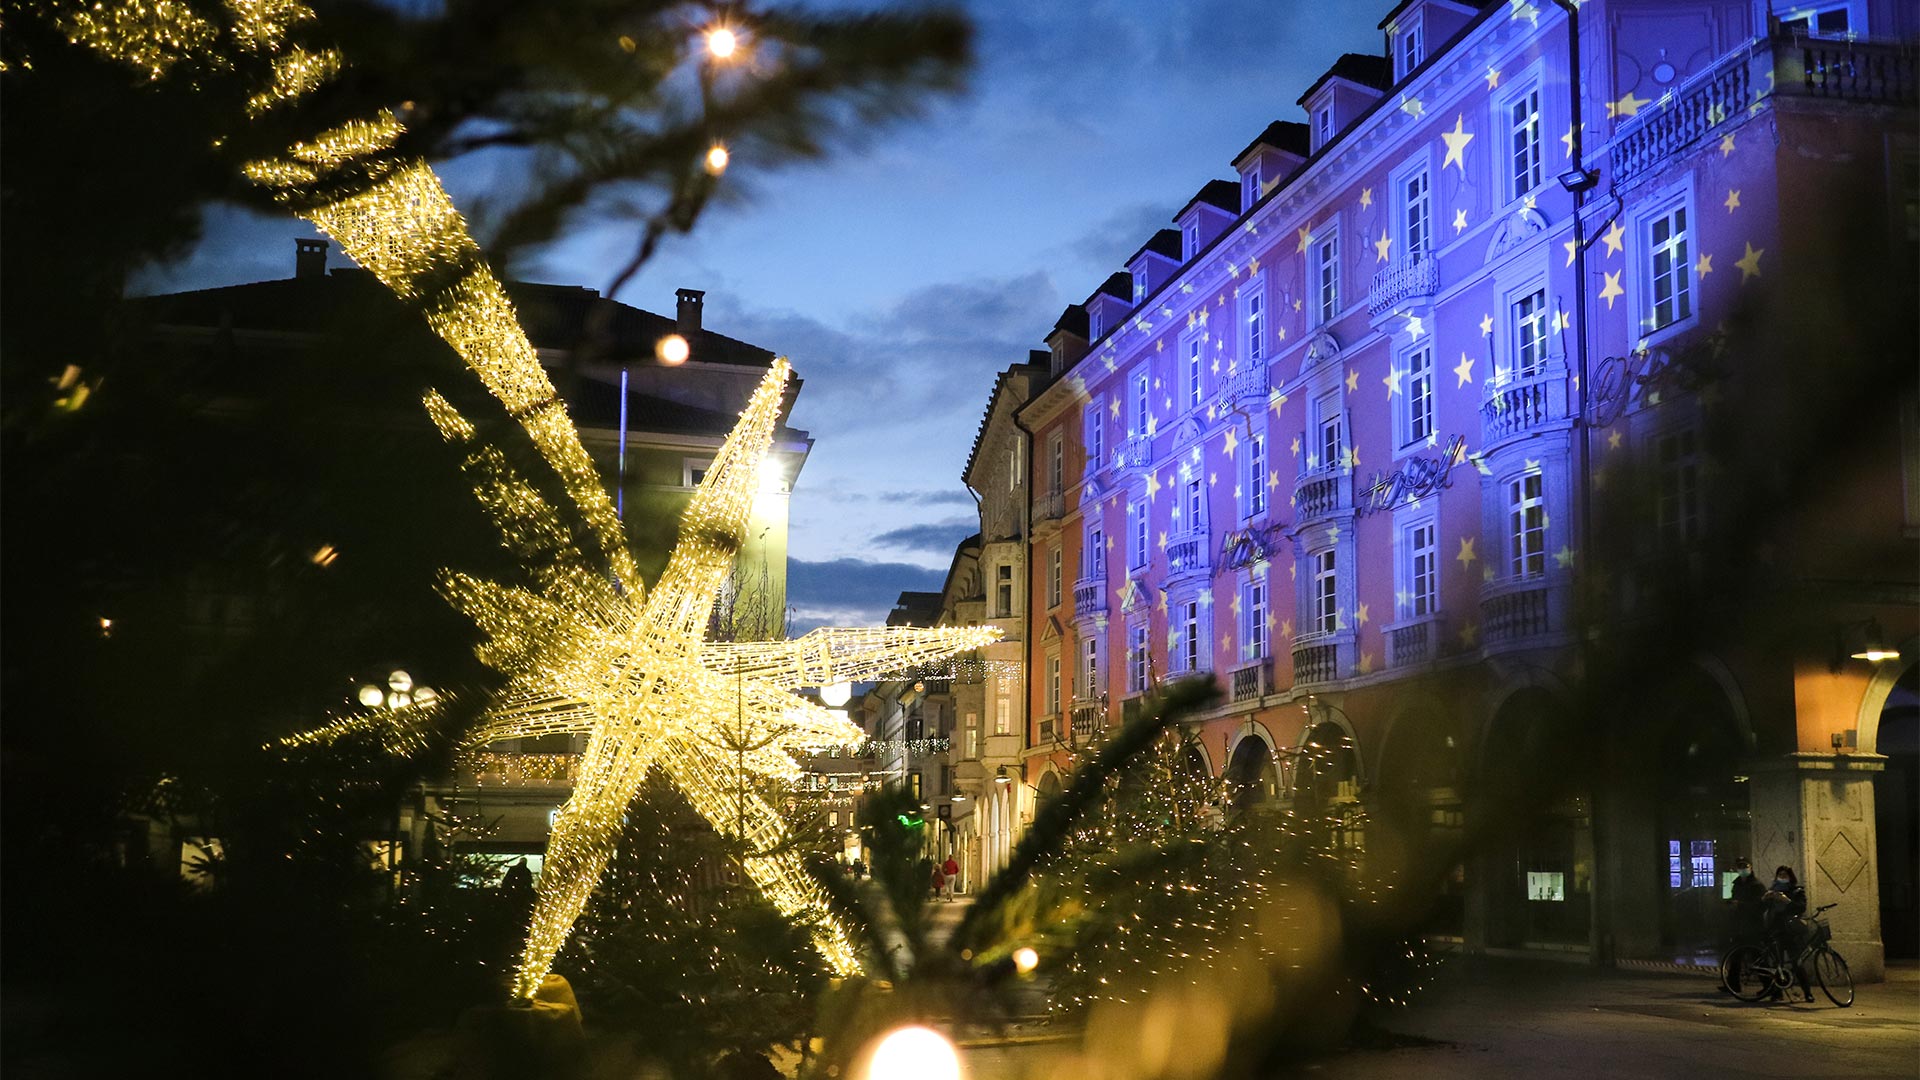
[705,27,738,59]
[704,143,730,175]
[60,1,1000,999]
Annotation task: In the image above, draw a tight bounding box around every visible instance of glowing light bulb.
[866,1026,961,1080]
[657,334,690,364]
[820,682,853,707]
[358,685,386,708]
[705,144,730,175]
[705,28,737,58]
[1013,946,1039,973]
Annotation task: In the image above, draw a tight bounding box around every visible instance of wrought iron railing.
[1112,434,1152,471]
[1216,365,1269,410]
[1367,254,1438,317]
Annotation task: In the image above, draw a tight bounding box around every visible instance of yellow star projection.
[51,0,999,999]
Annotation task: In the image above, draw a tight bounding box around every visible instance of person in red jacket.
[941,855,960,899]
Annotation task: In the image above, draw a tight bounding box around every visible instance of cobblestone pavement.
[960,957,1920,1079]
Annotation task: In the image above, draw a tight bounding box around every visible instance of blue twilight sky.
[136,0,1383,630]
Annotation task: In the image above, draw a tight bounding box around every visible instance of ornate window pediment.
[1486,206,1549,262]
[1304,330,1341,370]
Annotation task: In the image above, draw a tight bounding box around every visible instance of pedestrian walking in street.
[930,864,946,901]
[941,855,960,900]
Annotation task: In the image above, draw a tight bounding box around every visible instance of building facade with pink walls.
[1014,0,1917,975]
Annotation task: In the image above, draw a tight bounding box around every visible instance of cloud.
[1057,200,1175,277]
[788,557,946,632]
[872,518,976,556]
[878,489,975,506]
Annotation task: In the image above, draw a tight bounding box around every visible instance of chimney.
[295,238,328,280]
[675,288,705,335]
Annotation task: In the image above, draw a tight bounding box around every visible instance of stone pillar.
[1747,752,1886,981]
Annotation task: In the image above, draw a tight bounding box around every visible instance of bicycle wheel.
[1723,944,1773,1001]
[1814,948,1853,1007]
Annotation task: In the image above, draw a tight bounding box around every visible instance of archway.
[1226,734,1279,811]
[1647,667,1752,958]
[1375,705,1468,934]
[1292,721,1362,860]
[1477,686,1590,949]
[1875,661,1919,958]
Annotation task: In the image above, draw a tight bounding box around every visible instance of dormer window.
[1314,106,1333,149]
[1184,218,1200,259]
[1243,163,1263,208]
[1089,307,1105,341]
[1396,19,1423,80]
[1133,266,1149,302]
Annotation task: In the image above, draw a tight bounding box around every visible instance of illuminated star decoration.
[57,0,999,999]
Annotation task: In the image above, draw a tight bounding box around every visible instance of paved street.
[962,957,1920,1079]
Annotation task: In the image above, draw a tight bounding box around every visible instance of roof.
[1176,179,1243,219]
[136,268,779,370]
[1296,53,1393,105]
[1088,272,1133,306]
[1232,120,1312,166]
[1127,229,1184,265]
[1378,0,1496,31]
[962,360,1047,485]
[1050,304,1089,339]
[887,591,943,628]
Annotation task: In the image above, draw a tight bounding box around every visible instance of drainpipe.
[1552,0,1611,970]
[1012,404,1037,774]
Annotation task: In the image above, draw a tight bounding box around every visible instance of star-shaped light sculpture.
[53,0,999,1000]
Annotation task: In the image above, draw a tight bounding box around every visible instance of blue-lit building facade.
[1013,0,1917,976]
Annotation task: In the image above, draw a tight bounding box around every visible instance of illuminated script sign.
[1589,344,1722,428]
[1357,435,1466,516]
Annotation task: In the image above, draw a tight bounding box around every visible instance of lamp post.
[351,668,436,894]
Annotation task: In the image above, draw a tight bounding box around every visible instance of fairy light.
[705,27,738,59]
[657,333,691,364]
[66,0,1003,1001]
[704,143,730,175]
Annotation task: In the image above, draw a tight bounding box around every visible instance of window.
[1512,289,1549,379]
[1397,19,1424,78]
[1655,429,1702,547]
[1508,471,1546,578]
[1244,163,1263,210]
[1780,3,1854,38]
[1133,266,1148,302]
[1009,438,1022,492]
[1086,525,1105,578]
[1184,477,1205,532]
[1186,337,1204,409]
[1048,547,1062,608]
[1129,499,1149,570]
[1245,286,1266,364]
[1089,306,1105,342]
[1178,598,1202,673]
[1048,431,1064,494]
[1403,344,1433,447]
[1129,366,1151,437]
[1402,519,1438,617]
[994,677,1011,735]
[1402,167,1432,260]
[996,564,1013,618]
[1129,623,1149,692]
[1314,232,1341,324]
[1507,86,1544,201]
[1316,390,1343,469]
[1312,549,1338,634]
[1085,403,1105,471]
[1669,839,1717,889]
[1185,217,1201,259]
[1315,105,1333,147]
[1046,653,1061,716]
[1082,637,1100,700]
[1646,204,1693,331]
[682,457,713,488]
[1245,432,1267,517]
[1242,576,1269,660]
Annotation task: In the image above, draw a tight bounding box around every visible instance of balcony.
[1386,614,1442,668]
[982,733,1023,762]
[1293,465,1353,521]
[1033,490,1066,531]
[1073,573,1108,618]
[1480,576,1559,648]
[1167,529,1210,577]
[1366,254,1437,322]
[1038,715,1057,743]
[465,752,582,788]
[1120,695,1148,727]
[1610,36,1917,186]
[1112,433,1152,471]
[1215,364,1269,411]
[1070,699,1104,742]
[1228,658,1272,704]
[1291,633,1351,688]
[1481,368,1570,448]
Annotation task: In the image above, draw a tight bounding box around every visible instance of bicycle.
[1721,902,1854,1007]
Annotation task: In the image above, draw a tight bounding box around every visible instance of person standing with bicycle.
[1723,858,1765,990]
[1763,865,1812,1002]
